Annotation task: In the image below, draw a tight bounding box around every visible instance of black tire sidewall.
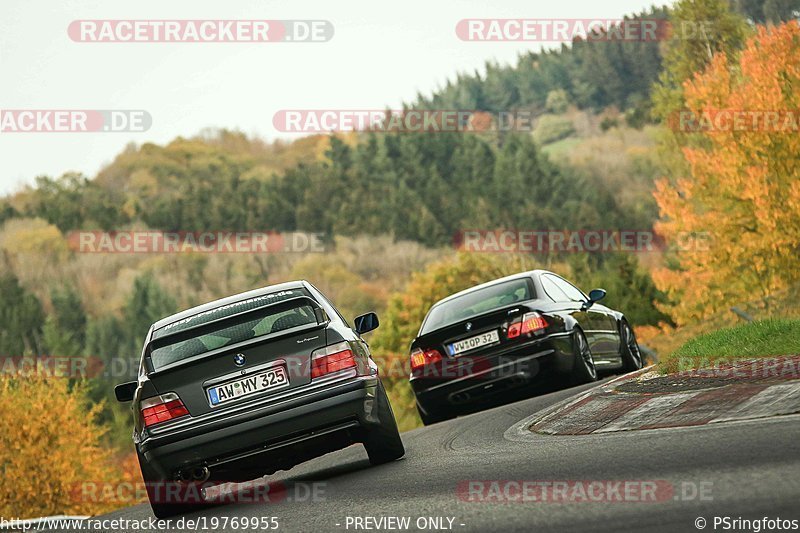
[364,381,405,464]
[571,328,597,384]
[619,320,642,372]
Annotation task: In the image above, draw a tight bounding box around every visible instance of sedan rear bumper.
[138,375,380,479]
[411,333,574,415]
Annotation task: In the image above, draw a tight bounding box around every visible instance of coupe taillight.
[410,347,443,370]
[311,341,357,379]
[507,312,548,339]
[141,393,189,427]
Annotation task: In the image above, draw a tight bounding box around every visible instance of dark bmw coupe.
[409,270,643,425]
[115,281,404,517]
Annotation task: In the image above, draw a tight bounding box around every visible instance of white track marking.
[711,382,800,423]
[594,392,700,433]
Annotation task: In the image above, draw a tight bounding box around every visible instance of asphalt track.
[55,378,800,533]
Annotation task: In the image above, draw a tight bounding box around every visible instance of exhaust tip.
[191,466,210,483]
[175,466,210,483]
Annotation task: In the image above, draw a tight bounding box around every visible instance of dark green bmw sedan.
[114,280,404,518]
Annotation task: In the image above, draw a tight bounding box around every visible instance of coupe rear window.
[149,290,317,369]
[420,278,533,335]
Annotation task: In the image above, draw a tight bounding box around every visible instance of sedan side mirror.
[354,312,379,334]
[115,381,137,403]
[586,288,607,308]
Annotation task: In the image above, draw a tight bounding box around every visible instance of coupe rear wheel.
[570,329,598,384]
[619,320,643,372]
[364,381,405,465]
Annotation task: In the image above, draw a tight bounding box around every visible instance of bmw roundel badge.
[233,353,246,366]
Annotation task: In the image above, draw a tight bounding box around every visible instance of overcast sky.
[0,0,669,194]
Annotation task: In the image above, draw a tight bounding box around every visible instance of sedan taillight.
[311,341,357,379]
[141,393,189,427]
[507,312,548,339]
[410,347,443,370]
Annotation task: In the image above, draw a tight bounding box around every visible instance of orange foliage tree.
[653,22,800,325]
[0,377,120,518]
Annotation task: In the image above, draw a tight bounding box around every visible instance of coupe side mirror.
[585,288,607,308]
[115,381,137,403]
[354,312,379,334]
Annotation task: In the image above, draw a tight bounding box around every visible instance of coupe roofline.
[429,269,550,309]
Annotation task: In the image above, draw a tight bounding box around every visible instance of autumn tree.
[0,377,119,518]
[652,21,800,323]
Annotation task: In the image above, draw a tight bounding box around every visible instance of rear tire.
[619,320,643,372]
[364,382,405,465]
[570,329,598,385]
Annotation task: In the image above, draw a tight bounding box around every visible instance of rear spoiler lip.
[145,295,327,372]
[150,295,324,349]
[146,320,328,376]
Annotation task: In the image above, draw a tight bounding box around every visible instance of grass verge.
[658,318,800,374]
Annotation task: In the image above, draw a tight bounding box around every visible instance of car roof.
[151,280,311,331]
[431,269,550,308]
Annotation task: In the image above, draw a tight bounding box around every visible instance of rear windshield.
[150,289,317,369]
[420,278,533,335]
